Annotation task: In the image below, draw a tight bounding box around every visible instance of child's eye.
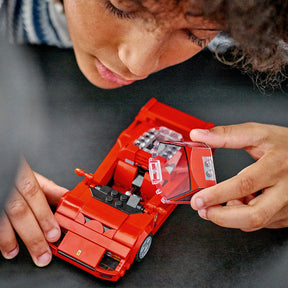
[185,29,209,48]
[105,0,136,19]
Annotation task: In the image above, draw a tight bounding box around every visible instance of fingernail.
[192,129,210,135]
[199,209,208,220]
[36,252,52,267]
[195,197,204,209]
[4,247,19,259]
[46,228,60,241]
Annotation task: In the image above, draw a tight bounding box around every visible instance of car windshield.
[149,141,216,204]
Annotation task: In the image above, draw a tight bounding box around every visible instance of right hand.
[0,159,68,267]
[190,123,288,231]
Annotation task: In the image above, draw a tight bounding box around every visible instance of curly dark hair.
[129,0,288,88]
[199,0,288,89]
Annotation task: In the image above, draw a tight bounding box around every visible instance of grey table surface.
[1,43,288,288]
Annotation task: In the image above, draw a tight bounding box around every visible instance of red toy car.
[49,98,216,281]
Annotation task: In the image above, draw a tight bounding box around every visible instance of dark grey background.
[1,43,288,288]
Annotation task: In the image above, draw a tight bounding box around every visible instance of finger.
[15,159,61,242]
[5,190,52,267]
[243,194,256,204]
[34,172,68,206]
[226,199,243,206]
[191,155,277,210]
[264,202,288,228]
[226,195,256,206]
[199,186,286,230]
[0,213,19,259]
[260,191,288,229]
[190,122,268,149]
[265,219,288,229]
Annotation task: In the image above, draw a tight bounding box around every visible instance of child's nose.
[118,30,166,78]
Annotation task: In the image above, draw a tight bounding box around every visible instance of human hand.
[190,122,288,231]
[0,158,68,266]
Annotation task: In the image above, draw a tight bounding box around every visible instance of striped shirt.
[0,0,72,48]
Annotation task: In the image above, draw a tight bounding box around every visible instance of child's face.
[63,0,219,89]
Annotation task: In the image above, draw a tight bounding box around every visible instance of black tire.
[135,234,153,262]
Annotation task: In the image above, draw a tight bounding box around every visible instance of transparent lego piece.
[149,141,216,204]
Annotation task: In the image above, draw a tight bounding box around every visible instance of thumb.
[190,122,264,149]
[34,172,68,206]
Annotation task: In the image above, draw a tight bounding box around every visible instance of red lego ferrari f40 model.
[49,98,216,281]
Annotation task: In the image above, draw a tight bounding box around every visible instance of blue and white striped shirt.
[0,0,72,48]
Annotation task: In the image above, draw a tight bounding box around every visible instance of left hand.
[0,159,68,266]
[190,122,288,231]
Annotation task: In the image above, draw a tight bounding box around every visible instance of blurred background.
[0,36,46,209]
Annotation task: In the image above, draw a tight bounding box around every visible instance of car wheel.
[135,234,153,262]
